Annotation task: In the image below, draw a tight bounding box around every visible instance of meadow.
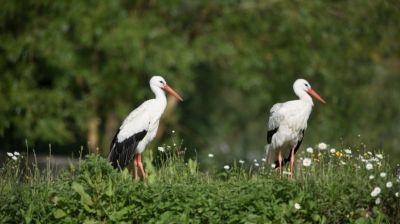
[0,140,399,224]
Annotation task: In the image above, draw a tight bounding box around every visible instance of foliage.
[0,0,399,164]
[1,143,399,223]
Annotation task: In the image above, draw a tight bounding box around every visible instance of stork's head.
[293,79,326,104]
[150,76,183,101]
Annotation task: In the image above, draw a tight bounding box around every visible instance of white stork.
[266,79,325,177]
[108,76,183,179]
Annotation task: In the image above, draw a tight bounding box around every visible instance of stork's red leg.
[278,148,283,177]
[289,145,295,179]
[133,156,139,180]
[137,153,146,179]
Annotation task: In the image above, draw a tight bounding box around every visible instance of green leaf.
[121,168,130,180]
[354,217,367,224]
[188,159,197,175]
[312,214,321,222]
[83,218,97,224]
[71,182,85,195]
[106,177,114,197]
[20,203,33,224]
[72,181,94,206]
[110,206,132,221]
[53,209,67,219]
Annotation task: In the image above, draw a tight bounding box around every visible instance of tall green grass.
[0,142,399,223]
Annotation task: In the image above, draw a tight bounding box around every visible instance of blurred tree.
[0,0,399,164]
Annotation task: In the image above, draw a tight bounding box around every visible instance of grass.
[0,142,399,223]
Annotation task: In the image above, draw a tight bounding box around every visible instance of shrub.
[0,144,399,223]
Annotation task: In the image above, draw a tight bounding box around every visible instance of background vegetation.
[1,143,399,223]
[1,0,400,166]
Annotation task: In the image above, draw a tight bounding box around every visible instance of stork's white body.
[266,100,313,163]
[265,79,325,176]
[116,94,167,154]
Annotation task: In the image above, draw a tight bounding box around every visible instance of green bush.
[0,144,399,223]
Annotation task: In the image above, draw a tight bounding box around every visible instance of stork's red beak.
[307,88,326,104]
[163,84,183,101]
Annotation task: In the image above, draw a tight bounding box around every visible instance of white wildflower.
[340,161,346,165]
[330,148,336,153]
[380,172,387,178]
[375,197,381,205]
[302,158,312,167]
[283,171,290,175]
[7,152,13,157]
[271,164,276,168]
[371,187,381,197]
[318,143,327,150]
[366,163,373,170]
[395,192,399,197]
[157,147,165,152]
[376,154,383,160]
[367,151,373,155]
[171,130,175,134]
[386,181,393,188]
[261,158,266,162]
[254,159,257,163]
[369,175,375,180]
[11,156,17,161]
[208,153,214,158]
[14,152,20,156]
[223,165,230,170]
[254,163,260,167]
[306,147,313,153]
[344,149,352,154]
[294,203,301,210]
[239,160,245,164]
[369,158,379,162]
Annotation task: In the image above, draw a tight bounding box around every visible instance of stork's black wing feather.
[108,130,147,169]
[273,130,305,168]
[267,128,278,144]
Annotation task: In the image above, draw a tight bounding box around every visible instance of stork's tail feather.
[265,144,278,167]
[107,130,147,170]
[108,144,122,169]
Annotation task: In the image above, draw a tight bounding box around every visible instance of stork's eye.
[304,83,309,87]
[159,81,163,84]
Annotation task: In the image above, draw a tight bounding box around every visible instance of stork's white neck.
[151,84,167,105]
[294,88,314,106]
